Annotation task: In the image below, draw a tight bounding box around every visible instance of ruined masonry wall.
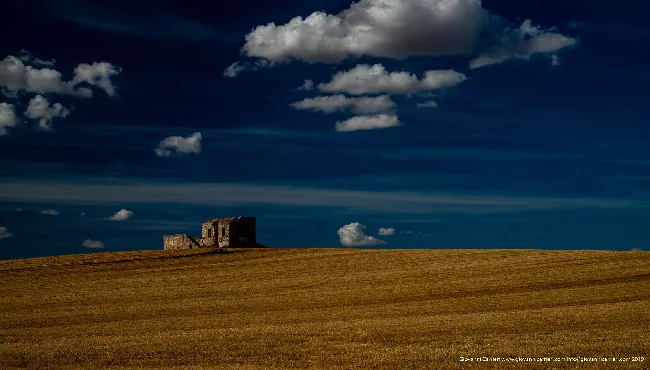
[163,234,190,250]
[217,219,231,248]
[163,234,207,250]
[201,221,215,241]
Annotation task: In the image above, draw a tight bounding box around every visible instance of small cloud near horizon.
[82,239,104,249]
[107,208,133,221]
[378,227,395,236]
[154,132,201,157]
[337,222,386,247]
[0,226,14,239]
[39,209,59,216]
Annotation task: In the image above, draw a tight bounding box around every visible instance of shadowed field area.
[1,248,649,369]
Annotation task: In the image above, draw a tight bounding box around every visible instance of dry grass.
[1,248,649,369]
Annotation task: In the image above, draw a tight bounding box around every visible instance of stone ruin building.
[163,216,256,250]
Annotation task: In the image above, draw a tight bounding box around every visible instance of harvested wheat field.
[0,248,648,369]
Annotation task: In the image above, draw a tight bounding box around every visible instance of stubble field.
[1,248,648,369]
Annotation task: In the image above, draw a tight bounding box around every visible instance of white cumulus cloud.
[469,19,578,69]
[0,102,18,136]
[155,132,202,157]
[335,113,401,132]
[0,226,14,239]
[39,209,59,216]
[107,209,133,221]
[378,227,395,235]
[24,95,71,131]
[0,54,121,97]
[70,62,121,96]
[319,64,467,95]
[337,222,386,247]
[291,94,395,115]
[242,0,489,63]
[82,239,104,249]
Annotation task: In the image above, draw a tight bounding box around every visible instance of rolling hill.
[1,248,648,369]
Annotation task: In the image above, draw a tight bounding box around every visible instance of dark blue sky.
[1,0,649,259]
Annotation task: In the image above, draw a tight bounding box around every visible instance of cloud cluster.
[0,51,122,135]
[24,95,71,131]
[228,1,577,135]
[0,54,121,97]
[378,227,395,236]
[82,239,104,249]
[238,0,576,69]
[107,209,133,221]
[291,64,466,130]
[39,209,59,216]
[319,64,467,95]
[154,132,202,157]
[291,64,466,132]
[337,222,386,247]
[291,94,395,115]
[0,226,13,239]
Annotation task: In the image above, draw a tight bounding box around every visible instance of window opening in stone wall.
[222,227,225,237]
[207,229,212,238]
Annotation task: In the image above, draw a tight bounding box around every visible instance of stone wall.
[163,234,190,250]
[195,236,212,248]
[163,234,206,250]
[217,219,231,248]
[201,221,217,246]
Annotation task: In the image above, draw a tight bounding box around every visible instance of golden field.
[0,248,648,369]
